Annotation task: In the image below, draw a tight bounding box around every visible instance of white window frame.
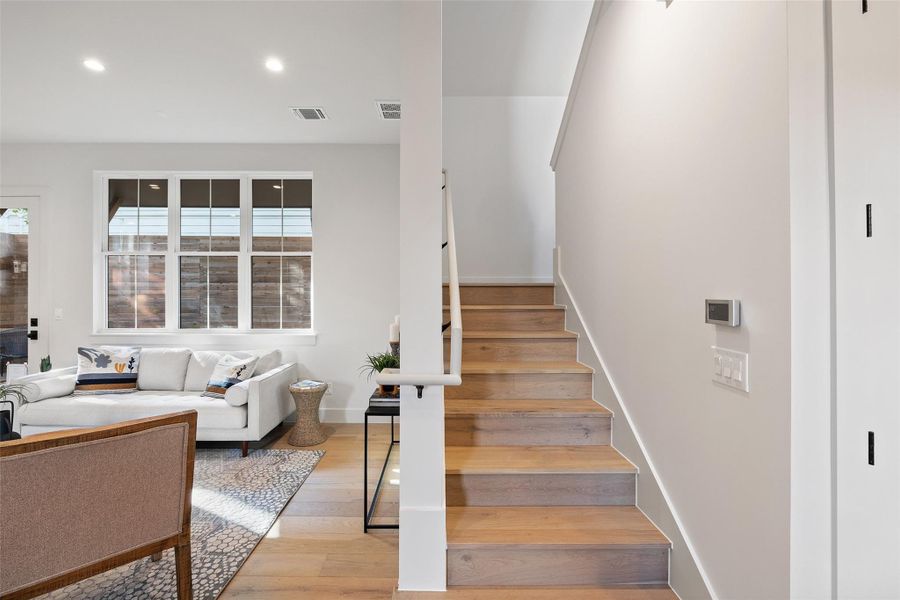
[92,170,316,343]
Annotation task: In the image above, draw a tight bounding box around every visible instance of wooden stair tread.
[394,586,677,599]
[447,506,670,548]
[445,398,611,417]
[450,304,562,311]
[445,446,635,475]
[446,329,577,339]
[458,361,593,374]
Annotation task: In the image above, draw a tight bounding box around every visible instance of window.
[106,179,167,328]
[179,179,239,329]
[251,179,313,329]
[98,172,313,332]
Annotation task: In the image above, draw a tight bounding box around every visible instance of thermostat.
[705,299,740,327]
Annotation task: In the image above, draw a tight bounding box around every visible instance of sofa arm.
[239,363,299,441]
[12,367,78,406]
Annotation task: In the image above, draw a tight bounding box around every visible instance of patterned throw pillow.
[74,346,141,395]
[202,355,259,399]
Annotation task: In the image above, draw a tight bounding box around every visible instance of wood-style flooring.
[221,422,400,600]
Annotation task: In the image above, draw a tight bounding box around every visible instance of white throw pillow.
[183,350,255,391]
[137,348,192,391]
[251,349,282,375]
[74,346,141,395]
[202,355,259,399]
[224,379,251,407]
[22,374,77,403]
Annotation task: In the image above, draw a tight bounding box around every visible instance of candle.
[389,322,400,343]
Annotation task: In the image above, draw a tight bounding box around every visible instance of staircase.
[438,283,675,598]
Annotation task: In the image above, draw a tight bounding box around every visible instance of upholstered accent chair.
[0,411,197,599]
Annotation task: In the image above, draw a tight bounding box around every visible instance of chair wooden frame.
[0,411,197,600]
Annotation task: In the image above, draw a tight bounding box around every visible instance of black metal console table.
[363,400,399,532]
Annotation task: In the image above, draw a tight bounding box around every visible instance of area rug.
[43,448,324,600]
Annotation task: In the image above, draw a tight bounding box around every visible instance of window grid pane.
[136,255,166,327]
[180,256,238,329]
[282,256,312,328]
[251,256,282,328]
[107,255,165,329]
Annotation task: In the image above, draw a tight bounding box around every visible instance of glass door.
[0,197,46,381]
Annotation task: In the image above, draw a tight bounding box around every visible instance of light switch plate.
[712,346,749,392]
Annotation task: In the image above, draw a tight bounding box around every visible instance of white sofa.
[12,348,299,456]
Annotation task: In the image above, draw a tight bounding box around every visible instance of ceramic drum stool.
[288,380,329,446]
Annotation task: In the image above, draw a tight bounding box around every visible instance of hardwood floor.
[221,422,400,600]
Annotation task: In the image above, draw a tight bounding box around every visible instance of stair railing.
[377,169,462,397]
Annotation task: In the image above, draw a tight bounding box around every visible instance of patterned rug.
[43,448,324,600]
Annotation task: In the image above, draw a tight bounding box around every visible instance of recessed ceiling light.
[265,57,284,73]
[83,58,105,72]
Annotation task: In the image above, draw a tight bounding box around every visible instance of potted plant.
[0,382,31,441]
[360,352,400,396]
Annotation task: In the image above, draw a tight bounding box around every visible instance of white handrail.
[376,169,463,395]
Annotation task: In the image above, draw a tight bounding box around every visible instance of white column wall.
[397,0,446,592]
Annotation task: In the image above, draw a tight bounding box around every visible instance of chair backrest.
[0,411,197,598]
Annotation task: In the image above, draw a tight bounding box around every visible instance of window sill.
[88,330,318,347]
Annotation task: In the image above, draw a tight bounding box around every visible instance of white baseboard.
[444,275,554,284]
[554,247,714,600]
[319,407,381,423]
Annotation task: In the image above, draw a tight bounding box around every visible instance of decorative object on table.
[287,380,329,446]
[74,346,141,395]
[359,352,400,397]
[38,447,324,600]
[40,355,52,372]
[0,382,29,441]
[202,355,259,398]
[364,399,399,532]
[389,315,400,360]
[369,387,399,409]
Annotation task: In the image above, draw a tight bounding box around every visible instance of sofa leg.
[241,441,249,457]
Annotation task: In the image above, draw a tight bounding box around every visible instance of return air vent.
[376,100,401,120]
[290,107,328,120]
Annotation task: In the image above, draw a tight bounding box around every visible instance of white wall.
[444,96,563,282]
[0,143,399,423]
[554,1,791,598]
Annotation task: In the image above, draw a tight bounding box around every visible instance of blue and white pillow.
[202,355,259,399]
[74,346,141,395]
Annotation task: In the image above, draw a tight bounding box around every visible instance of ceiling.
[443,0,592,97]
[0,1,403,144]
[0,0,591,144]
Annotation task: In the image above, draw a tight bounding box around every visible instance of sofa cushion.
[22,374,77,403]
[17,391,246,430]
[74,346,141,395]
[203,355,259,399]
[137,348,192,391]
[183,351,256,392]
[252,350,282,375]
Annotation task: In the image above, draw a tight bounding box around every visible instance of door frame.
[1,188,50,375]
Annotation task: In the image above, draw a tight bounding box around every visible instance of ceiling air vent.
[376,100,401,120]
[290,107,328,120]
